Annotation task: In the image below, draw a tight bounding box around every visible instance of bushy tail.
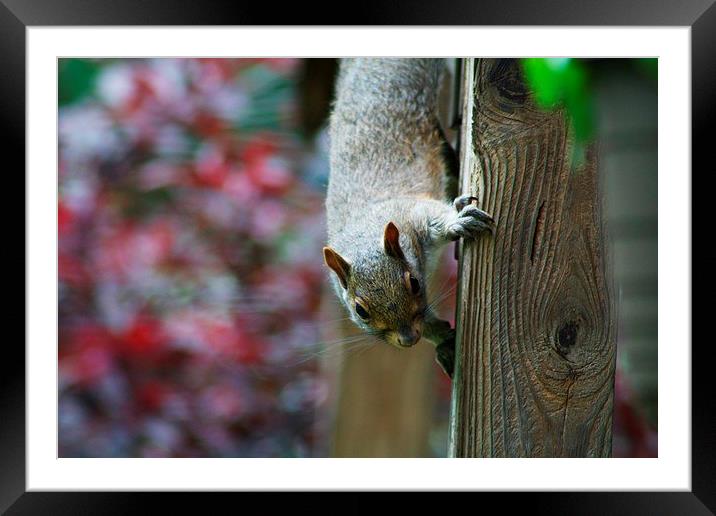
[333,58,445,115]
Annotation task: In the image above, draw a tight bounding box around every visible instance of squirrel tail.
[334,58,446,113]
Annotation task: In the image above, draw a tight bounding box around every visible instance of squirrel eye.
[406,273,420,295]
[355,302,370,320]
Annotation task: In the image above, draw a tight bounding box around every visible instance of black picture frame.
[4,1,712,513]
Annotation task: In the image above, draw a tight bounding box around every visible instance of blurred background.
[58,58,657,458]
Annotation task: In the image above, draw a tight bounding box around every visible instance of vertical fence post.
[449,58,616,457]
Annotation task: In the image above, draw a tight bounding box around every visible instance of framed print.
[4,0,712,513]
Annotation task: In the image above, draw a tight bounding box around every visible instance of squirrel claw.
[446,202,495,241]
[450,195,495,238]
[453,195,480,212]
[435,335,456,379]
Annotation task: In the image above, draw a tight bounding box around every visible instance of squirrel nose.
[398,327,421,347]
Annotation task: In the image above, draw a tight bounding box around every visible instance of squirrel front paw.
[435,332,456,379]
[445,195,494,241]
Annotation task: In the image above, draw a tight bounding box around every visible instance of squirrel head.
[323,222,426,348]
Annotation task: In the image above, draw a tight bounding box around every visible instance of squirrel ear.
[383,222,406,262]
[323,246,351,289]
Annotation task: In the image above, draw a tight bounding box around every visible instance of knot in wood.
[556,320,580,356]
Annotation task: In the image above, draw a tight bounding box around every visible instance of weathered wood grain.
[449,58,616,457]
[330,327,436,457]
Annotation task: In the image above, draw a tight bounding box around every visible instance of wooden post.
[449,58,616,457]
[329,327,436,458]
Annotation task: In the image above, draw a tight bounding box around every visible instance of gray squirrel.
[323,58,493,378]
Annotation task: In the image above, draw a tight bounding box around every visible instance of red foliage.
[117,315,167,359]
[58,58,324,458]
[58,201,74,235]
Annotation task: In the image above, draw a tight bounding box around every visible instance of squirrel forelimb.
[426,195,495,244]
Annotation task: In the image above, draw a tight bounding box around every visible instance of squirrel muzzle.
[397,326,422,348]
